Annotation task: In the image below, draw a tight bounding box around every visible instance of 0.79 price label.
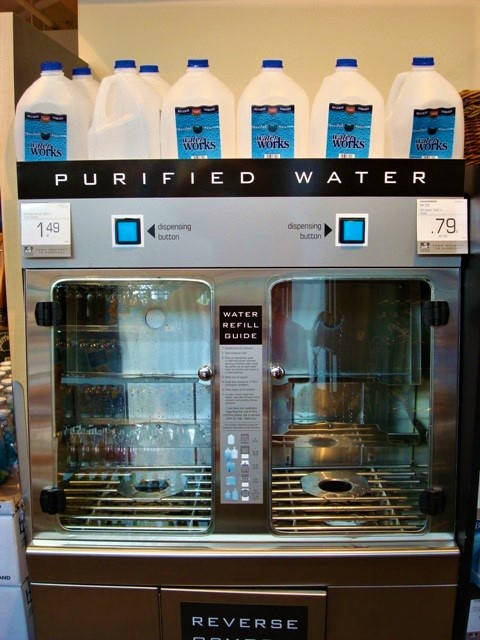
[21,202,71,258]
[417,198,468,255]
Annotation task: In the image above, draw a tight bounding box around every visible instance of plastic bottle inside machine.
[309,57,385,158]
[88,59,162,160]
[14,60,90,161]
[236,59,309,158]
[160,58,235,159]
[387,56,464,159]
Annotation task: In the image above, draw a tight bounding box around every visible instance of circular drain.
[301,470,370,500]
[294,434,354,466]
[307,436,338,448]
[118,472,187,501]
[318,479,353,493]
[135,479,169,493]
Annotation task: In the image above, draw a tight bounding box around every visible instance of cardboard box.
[0,578,35,640]
[0,478,28,586]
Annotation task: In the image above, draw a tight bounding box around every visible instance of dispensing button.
[338,217,366,245]
[114,217,142,245]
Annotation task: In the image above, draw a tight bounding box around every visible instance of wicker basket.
[461,89,480,164]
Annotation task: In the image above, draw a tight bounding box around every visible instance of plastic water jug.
[139,64,171,104]
[384,70,409,156]
[72,66,100,116]
[237,59,309,158]
[310,58,385,158]
[161,59,235,159]
[14,60,90,161]
[88,59,162,160]
[387,57,464,159]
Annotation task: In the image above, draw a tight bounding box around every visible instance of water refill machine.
[17,159,466,640]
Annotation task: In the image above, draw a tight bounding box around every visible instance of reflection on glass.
[53,279,213,532]
[270,277,432,535]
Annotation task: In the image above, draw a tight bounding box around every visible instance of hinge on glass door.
[421,301,450,326]
[40,486,67,515]
[419,487,446,515]
[34,301,62,326]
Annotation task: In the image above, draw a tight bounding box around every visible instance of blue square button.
[339,218,366,244]
[115,218,142,245]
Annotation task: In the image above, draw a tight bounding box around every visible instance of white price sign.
[21,202,71,257]
[417,198,468,255]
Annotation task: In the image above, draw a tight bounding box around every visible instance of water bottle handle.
[93,74,142,123]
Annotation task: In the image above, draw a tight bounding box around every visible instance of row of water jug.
[14,56,465,161]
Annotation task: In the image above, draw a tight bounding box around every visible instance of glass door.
[52,278,213,534]
[270,277,433,536]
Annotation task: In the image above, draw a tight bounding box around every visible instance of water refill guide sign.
[417,198,468,255]
[220,306,263,504]
[20,202,71,257]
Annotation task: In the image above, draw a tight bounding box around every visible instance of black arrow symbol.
[147,224,155,238]
[324,223,332,238]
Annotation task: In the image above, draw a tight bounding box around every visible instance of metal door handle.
[198,365,213,381]
[270,364,285,380]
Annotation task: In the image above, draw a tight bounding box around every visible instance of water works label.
[251,105,295,158]
[409,107,456,159]
[175,105,222,159]
[24,112,67,161]
[325,103,373,158]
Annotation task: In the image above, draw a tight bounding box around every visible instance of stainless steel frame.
[25,267,459,541]
[17,159,464,640]
[23,266,460,640]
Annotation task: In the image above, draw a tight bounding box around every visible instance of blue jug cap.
[262,60,283,68]
[187,59,209,68]
[336,58,358,67]
[139,65,159,73]
[412,57,435,66]
[41,61,62,71]
[114,60,136,69]
[72,67,92,76]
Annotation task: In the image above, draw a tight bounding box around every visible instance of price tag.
[417,198,468,255]
[21,202,71,257]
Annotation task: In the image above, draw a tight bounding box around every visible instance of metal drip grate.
[272,422,419,468]
[273,422,419,445]
[271,466,427,534]
[58,465,212,532]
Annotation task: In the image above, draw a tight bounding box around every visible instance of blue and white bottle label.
[24,112,67,161]
[325,103,373,158]
[251,105,295,158]
[175,105,222,159]
[409,107,456,159]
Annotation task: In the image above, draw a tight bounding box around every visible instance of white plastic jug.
[384,70,409,156]
[88,59,162,160]
[236,59,309,158]
[14,60,90,161]
[310,58,385,158]
[387,57,464,159]
[161,59,235,159]
[72,66,100,116]
[139,64,171,104]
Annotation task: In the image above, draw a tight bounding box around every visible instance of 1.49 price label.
[21,202,71,257]
[417,198,468,255]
